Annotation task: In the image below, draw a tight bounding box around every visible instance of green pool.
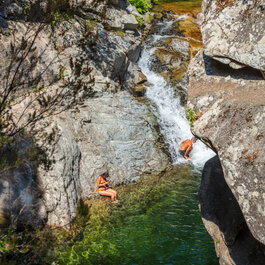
[108,172,218,265]
[57,168,219,265]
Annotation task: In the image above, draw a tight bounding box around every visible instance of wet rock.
[150,37,189,102]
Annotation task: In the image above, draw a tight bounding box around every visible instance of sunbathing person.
[97,172,118,203]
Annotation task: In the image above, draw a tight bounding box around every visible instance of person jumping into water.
[179,137,198,159]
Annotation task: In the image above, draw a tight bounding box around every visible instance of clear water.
[104,12,218,265]
[109,173,219,265]
[104,14,218,265]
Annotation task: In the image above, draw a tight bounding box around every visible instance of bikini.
[97,176,108,191]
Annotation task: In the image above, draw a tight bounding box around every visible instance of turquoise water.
[108,173,219,265]
[59,171,219,264]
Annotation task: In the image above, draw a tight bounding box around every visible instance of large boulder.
[0,6,169,227]
[201,0,265,71]
[200,156,265,265]
[188,50,265,246]
[189,1,265,259]
[105,6,139,30]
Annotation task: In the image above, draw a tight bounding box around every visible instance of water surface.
[109,172,219,265]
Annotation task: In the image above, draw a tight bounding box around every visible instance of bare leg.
[98,190,115,201]
[107,188,118,200]
[106,189,119,203]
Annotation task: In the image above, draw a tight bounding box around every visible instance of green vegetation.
[0,166,218,264]
[84,19,98,32]
[129,0,158,14]
[0,135,12,148]
[50,10,73,26]
[135,15,145,28]
[0,167,192,264]
[47,0,75,26]
[59,65,66,80]
[110,29,125,37]
[185,107,199,126]
[0,226,68,265]
[23,4,31,15]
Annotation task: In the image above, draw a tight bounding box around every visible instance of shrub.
[185,107,199,126]
[135,15,145,28]
[129,0,158,14]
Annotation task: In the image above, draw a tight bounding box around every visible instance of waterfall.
[138,18,215,169]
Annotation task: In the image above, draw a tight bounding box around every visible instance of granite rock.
[201,0,265,71]
[200,156,265,265]
[188,50,265,246]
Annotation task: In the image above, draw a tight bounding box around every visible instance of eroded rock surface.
[0,0,170,227]
[189,49,265,245]
[37,91,169,226]
[201,0,265,71]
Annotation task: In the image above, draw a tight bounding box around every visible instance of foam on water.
[138,20,215,170]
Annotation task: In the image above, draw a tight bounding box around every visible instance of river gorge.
[0,0,264,264]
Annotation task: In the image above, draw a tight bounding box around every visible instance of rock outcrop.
[37,91,169,226]
[201,0,265,71]
[188,0,265,263]
[200,156,265,265]
[0,0,170,228]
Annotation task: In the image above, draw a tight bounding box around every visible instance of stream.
[105,11,218,265]
[58,3,218,264]
[138,18,215,169]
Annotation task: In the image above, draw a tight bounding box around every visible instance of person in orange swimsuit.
[179,137,198,159]
[97,172,118,203]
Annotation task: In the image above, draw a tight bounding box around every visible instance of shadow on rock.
[0,137,48,231]
[199,155,265,265]
[203,53,264,81]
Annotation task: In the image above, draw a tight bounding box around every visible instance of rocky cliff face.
[188,0,265,264]
[0,0,170,228]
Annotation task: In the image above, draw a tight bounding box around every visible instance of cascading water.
[138,16,215,169]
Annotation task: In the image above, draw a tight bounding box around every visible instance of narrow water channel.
[138,11,215,168]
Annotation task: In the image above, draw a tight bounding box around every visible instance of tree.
[0,13,96,146]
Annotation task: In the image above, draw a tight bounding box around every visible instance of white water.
[138,19,215,170]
